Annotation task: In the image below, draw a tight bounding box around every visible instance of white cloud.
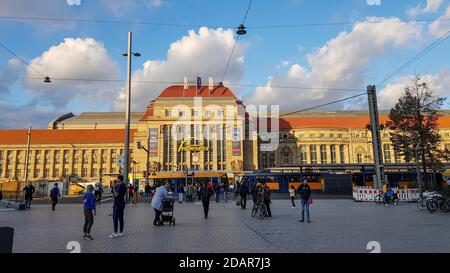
[378,70,450,109]
[0,59,22,95]
[429,4,450,37]
[407,0,443,17]
[24,38,120,107]
[113,27,245,111]
[245,17,422,111]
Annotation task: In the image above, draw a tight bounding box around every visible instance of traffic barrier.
[353,187,420,202]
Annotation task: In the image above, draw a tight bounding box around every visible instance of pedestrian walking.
[262,183,272,217]
[297,180,312,223]
[196,184,202,202]
[177,183,185,203]
[109,175,127,238]
[83,184,96,240]
[49,183,61,211]
[94,183,104,205]
[151,182,169,226]
[214,182,220,202]
[144,183,151,199]
[22,183,35,209]
[239,182,249,209]
[200,183,214,218]
[289,185,296,208]
[128,184,134,204]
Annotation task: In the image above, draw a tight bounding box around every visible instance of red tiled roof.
[0,129,135,145]
[157,85,237,99]
[260,115,450,129]
[140,100,155,121]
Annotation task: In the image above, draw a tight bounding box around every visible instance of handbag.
[307,196,313,204]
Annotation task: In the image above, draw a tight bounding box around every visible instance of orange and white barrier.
[353,186,420,202]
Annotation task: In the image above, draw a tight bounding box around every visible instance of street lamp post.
[122,32,140,185]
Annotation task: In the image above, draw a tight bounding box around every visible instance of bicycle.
[374,192,399,206]
[426,195,449,213]
[417,191,438,211]
[251,200,267,220]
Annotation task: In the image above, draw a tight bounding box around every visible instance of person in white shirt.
[289,185,296,208]
[151,183,169,226]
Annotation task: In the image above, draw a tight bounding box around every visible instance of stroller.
[161,198,176,226]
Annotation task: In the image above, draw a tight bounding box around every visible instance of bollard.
[0,227,14,253]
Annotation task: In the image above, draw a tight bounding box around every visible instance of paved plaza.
[1,198,450,253]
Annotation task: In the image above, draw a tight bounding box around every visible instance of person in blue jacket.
[49,183,61,210]
[83,184,96,240]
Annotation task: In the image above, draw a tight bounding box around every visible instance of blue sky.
[0,0,450,129]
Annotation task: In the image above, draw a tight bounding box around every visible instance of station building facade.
[2,84,450,188]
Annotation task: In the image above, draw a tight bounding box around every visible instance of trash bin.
[0,227,14,253]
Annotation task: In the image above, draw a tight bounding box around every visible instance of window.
[356,154,363,163]
[35,151,42,164]
[299,145,307,164]
[64,150,70,164]
[192,110,199,117]
[44,169,50,178]
[320,133,325,138]
[320,145,327,164]
[165,110,172,117]
[63,168,68,177]
[310,145,317,164]
[92,168,98,177]
[178,111,185,117]
[82,168,88,177]
[6,169,12,178]
[338,133,343,138]
[54,150,61,164]
[383,144,391,163]
[340,145,346,164]
[330,145,337,164]
[218,110,224,116]
[299,134,304,139]
[34,168,40,178]
[309,133,315,138]
[54,168,60,177]
[355,134,360,138]
[204,110,212,116]
[82,150,88,164]
[17,169,22,178]
[394,148,401,163]
[101,168,106,174]
[329,133,334,138]
[73,168,79,176]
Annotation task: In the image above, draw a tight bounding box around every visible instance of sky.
[0,0,450,129]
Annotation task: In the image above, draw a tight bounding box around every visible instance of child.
[83,184,96,240]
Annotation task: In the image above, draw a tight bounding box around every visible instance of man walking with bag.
[297,180,312,223]
[239,182,249,209]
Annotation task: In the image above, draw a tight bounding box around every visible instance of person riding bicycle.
[261,182,272,217]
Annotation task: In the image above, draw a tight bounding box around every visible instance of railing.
[0,190,24,208]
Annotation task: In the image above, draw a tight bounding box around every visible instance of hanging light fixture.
[236,24,247,35]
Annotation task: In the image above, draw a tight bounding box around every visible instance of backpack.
[50,188,56,198]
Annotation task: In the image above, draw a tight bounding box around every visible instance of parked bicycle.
[417,191,439,211]
[426,195,449,213]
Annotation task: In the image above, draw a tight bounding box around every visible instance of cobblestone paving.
[1,199,450,253]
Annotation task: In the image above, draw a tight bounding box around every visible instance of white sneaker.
[118,232,124,237]
[291,206,296,209]
[108,233,118,238]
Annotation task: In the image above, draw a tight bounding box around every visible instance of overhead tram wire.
[279,29,450,118]
[378,29,450,86]
[10,76,365,92]
[279,92,368,117]
[220,0,253,84]
[1,15,450,29]
[0,41,50,82]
